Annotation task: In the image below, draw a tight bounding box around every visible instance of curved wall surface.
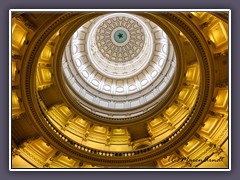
[11,10,229,169]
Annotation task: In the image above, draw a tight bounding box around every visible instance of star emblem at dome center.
[118,33,123,39]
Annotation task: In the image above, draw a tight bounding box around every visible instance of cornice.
[210,12,229,24]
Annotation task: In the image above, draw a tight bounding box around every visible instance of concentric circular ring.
[88,13,152,79]
[95,14,145,63]
[62,13,177,120]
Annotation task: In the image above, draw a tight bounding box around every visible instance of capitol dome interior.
[10,10,229,169]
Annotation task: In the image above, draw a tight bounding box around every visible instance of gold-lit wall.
[11,11,229,169]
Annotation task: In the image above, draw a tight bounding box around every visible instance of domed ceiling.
[62,13,176,120]
[11,11,229,169]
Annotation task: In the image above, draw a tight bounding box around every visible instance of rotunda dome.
[11,11,229,169]
[62,13,177,121]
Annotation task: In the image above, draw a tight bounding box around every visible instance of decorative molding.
[15,14,38,31]
[17,12,223,166]
[96,15,145,62]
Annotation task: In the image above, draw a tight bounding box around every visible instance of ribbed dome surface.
[62,13,176,119]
